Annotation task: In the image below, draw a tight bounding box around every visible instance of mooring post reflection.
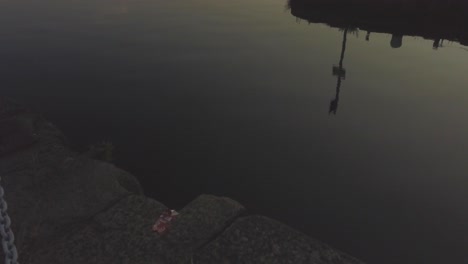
[433,38,444,49]
[390,34,403,48]
[365,31,371,41]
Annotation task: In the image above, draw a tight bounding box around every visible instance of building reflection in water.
[287,0,468,114]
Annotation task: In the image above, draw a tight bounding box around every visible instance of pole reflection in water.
[329,28,348,115]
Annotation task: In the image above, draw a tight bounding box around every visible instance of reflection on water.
[329,28,347,115]
[289,0,468,115]
[288,0,468,46]
[286,2,468,263]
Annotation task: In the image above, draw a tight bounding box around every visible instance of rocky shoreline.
[0,98,364,264]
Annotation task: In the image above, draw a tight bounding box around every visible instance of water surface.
[1,0,468,263]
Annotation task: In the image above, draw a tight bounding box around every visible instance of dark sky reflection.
[1,0,468,263]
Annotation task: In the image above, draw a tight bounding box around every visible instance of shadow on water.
[288,0,468,115]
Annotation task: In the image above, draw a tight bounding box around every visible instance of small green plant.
[84,141,114,162]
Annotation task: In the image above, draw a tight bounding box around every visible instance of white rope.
[0,177,19,264]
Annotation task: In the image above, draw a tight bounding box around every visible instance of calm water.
[2,0,468,263]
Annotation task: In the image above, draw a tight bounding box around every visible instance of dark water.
[2,0,468,263]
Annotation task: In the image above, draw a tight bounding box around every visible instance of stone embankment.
[0,98,364,264]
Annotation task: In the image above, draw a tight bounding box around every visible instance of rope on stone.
[0,177,19,264]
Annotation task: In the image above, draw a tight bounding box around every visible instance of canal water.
[1,0,468,263]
